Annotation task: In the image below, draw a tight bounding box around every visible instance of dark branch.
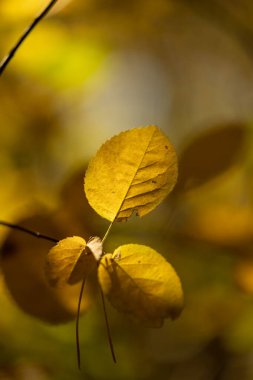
[0,0,59,76]
[99,284,117,363]
[0,221,58,243]
[76,278,86,370]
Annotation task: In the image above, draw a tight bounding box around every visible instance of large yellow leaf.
[45,236,96,287]
[98,244,183,327]
[84,125,178,221]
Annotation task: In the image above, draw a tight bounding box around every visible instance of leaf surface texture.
[84,125,178,221]
[98,244,183,327]
[46,236,96,287]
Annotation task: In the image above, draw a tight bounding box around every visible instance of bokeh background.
[1,0,253,379]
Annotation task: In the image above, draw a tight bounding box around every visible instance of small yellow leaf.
[84,125,178,221]
[98,244,183,327]
[1,216,90,324]
[45,236,96,287]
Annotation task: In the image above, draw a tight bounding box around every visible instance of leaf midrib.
[114,127,156,220]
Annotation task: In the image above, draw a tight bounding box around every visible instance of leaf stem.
[0,220,58,243]
[100,221,116,362]
[0,0,59,76]
[75,220,115,369]
[76,278,86,370]
[102,221,114,244]
[99,284,117,363]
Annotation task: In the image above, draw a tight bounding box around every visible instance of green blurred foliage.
[1,0,253,379]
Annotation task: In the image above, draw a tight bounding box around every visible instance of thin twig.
[100,220,116,362]
[0,220,58,243]
[75,221,115,369]
[99,284,117,363]
[0,0,59,76]
[76,278,86,370]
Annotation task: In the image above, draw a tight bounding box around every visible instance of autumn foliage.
[1,1,253,379]
[46,125,183,330]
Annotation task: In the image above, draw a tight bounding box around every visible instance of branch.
[99,284,117,363]
[76,278,86,370]
[76,222,116,370]
[0,221,58,243]
[0,0,59,76]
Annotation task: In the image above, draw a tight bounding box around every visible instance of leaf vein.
[114,128,157,220]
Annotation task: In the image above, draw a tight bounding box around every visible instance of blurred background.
[1,0,253,379]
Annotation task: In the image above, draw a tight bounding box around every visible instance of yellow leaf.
[84,125,178,222]
[175,123,247,194]
[45,236,96,287]
[235,260,253,295]
[1,215,90,324]
[179,203,253,249]
[98,244,183,327]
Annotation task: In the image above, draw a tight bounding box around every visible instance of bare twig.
[0,220,58,243]
[0,0,59,76]
[76,278,86,370]
[99,284,117,363]
[100,221,116,363]
[75,221,116,369]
